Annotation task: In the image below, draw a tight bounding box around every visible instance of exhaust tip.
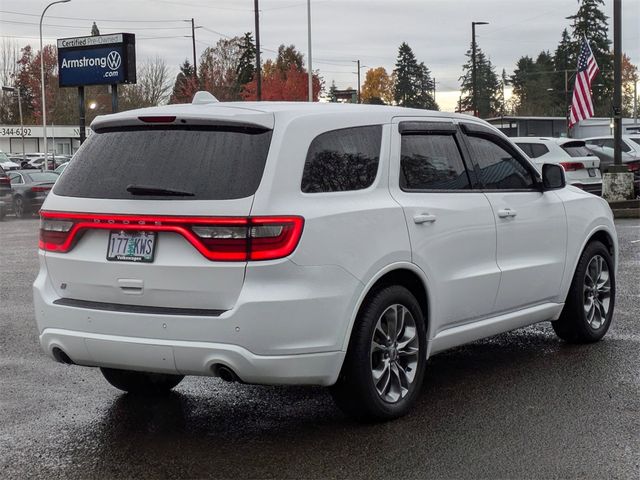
[215,364,239,383]
[52,347,75,365]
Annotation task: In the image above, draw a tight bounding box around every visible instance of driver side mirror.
[542,163,566,190]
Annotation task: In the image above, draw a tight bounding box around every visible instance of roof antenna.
[192,91,219,105]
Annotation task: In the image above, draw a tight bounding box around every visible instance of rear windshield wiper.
[126,184,195,197]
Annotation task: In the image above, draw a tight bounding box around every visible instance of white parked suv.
[35,97,618,420]
[513,137,602,195]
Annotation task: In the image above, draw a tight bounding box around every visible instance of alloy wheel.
[583,254,611,329]
[370,304,419,403]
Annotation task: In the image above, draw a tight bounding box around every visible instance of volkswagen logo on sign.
[107,51,121,71]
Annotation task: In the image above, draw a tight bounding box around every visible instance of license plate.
[588,168,596,177]
[107,231,156,263]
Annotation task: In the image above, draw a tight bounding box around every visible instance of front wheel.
[552,240,615,343]
[330,285,427,421]
[100,367,184,395]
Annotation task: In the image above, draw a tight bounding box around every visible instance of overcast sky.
[1,0,639,110]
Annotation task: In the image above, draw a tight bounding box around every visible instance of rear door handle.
[497,208,517,218]
[413,213,437,224]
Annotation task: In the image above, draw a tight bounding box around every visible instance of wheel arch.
[341,262,432,353]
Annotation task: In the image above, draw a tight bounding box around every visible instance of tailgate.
[41,122,273,312]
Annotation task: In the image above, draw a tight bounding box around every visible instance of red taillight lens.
[39,212,304,261]
[0,177,10,186]
[559,162,585,171]
[31,186,51,193]
[39,217,75,251]
[249,217,304,260]
[626,161,640,172]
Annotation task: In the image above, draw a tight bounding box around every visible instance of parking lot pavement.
[0,217,638,479]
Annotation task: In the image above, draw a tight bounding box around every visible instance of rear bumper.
[34,253,361,386]
[39,328,344,386]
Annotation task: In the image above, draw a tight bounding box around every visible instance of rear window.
[53,125,273,200]
[561,141,593,158]
[27,172,59,183]
[516,143,549,159]
[301,125,382,193]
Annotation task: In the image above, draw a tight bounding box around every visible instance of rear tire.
[330,285,427,421]
[552,240,615,343]
[100,367,184,394]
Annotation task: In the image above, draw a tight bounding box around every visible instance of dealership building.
[0,125,90,156]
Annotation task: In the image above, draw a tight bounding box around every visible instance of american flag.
[569,37,600,129]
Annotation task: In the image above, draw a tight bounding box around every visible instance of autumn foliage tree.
[361,67,393,105]
[241,44,321,101]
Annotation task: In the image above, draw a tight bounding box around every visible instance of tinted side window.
[467,136,536,190]
[516,143,549,159]
[400,134,471,190]
[301,125,382,193]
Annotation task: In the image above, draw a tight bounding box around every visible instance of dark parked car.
[585,145,640,197]
[7,170,58,218]
[0,165,11,220]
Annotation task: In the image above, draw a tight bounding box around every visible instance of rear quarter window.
[301,125,382,193]
[53,125,273,200]
[516,143,549,159]
[561,142,593,158]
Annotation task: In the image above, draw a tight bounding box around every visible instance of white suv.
[513,137,602,195]
[35,98,618,420]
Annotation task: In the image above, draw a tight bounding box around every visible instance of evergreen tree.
[393,42,437,109]
[511,51,556,116]
[169,60,199,104]
[236,32,256,87]
[552,28,574,116]
[459,44,501,117]
[567,0,612,115]
[328,80,338,102]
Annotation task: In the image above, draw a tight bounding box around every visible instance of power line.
[0,10,185,23]
[0,19,189,31]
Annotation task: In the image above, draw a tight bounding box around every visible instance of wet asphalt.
[0,217,638,479]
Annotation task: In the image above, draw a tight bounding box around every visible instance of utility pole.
[254,0,261,101]
[352,60,362,104]
[432,77,436,105]
[191,18,197,78]
[307,0,313,102]
[471,21,489,117]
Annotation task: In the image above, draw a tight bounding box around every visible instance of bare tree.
[0,39,21,123]
[121,56,172,110]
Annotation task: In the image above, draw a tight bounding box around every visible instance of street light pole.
[2,86,25,161]
[40,0,70,171]
[307,0,313,102]
[471,21,488,117]
[613,0,622,166]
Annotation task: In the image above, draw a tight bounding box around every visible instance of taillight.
[38,212,304,261]
[39,217,75,251]
[0,177,9,186]
[626,161,640,172]
[31,186,51,193]
[559,162,585,171]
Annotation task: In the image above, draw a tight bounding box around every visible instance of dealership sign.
[57,33,136,87]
